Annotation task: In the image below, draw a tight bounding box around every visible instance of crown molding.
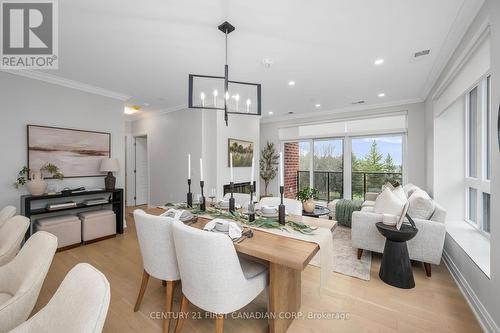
[420,0,485,100]
[1,69,131,101]
[260,98,423,124]
[125,104,188,122]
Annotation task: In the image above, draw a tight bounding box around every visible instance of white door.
[135,136,148,206]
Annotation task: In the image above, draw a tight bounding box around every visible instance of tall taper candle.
[188,154,191,180]
[230,153,234,182]
[279,152,284,187]
[200,158,203,181]
[251,157,255,183]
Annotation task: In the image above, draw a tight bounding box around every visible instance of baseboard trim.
[442,250,499,333]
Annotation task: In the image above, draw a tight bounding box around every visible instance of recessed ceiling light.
[378,93,385,97]
[315,103,321,108]
[268,111,274,115]
[288,81,295,86]
[374,58,384,65]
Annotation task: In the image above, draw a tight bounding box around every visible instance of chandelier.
[188,21,262,126]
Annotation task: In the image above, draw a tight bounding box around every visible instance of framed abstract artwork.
[228,138,254,167]
[27,125,111,178]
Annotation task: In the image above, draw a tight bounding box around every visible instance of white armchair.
[0,231,57,332]
[0,216,30,266]
[256,197,303,215]
[8,263,110,333]
[133,209,180,333]
[171,219,267,332]
[0,206,16,229]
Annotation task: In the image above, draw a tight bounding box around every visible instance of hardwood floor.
[33,206,482,333]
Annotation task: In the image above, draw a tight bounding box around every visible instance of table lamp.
[100,158,119,190]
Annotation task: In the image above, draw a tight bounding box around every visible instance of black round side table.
[376,222,418,289]
[302,205,330,218]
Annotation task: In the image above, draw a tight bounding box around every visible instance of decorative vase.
[26,170,47,196]
[303,198,315,213]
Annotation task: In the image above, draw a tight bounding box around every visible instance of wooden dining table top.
[145,207,337,271]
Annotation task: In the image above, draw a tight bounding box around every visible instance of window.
[351,135,403,200]
[313,139,343,201]
[465,75,491,234]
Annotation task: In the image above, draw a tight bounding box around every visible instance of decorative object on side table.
[100,158,119,190]
[14,164,64,196]
[297,187,319,213]
[376,220,418,289]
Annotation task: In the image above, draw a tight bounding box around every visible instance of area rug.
[310,225,372,281]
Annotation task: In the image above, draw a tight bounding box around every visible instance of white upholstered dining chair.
[256,197,303,216]
[8,263,110,333]
[133,209,180,333]
[171,219,268,333]
[0,216,30,266]
[0,206,16,229]
[0,231,57,332]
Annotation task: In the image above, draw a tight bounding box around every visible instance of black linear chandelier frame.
[188,21,262,126]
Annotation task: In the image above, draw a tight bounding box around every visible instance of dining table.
[148,207,337,333]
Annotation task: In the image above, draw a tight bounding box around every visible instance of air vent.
[351,100,365,105]
[414,49,430,58]
[288,111,294,114]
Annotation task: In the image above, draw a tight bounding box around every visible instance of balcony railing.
[297,170,402,202]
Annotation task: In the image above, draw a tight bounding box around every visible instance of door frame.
[128,132,151,207]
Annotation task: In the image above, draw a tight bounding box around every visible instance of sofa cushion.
[361,206,375,212]
[408,189,435,220]
[374,188,406,216]
[430,202,447,223]
[362,200,376,207]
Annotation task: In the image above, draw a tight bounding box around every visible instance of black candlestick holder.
[200,181,206,211]
[248,184,256,222]
[187,179,193,208]
[229,182,236,213]
[278,185,286,225]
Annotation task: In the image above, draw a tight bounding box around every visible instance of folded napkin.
[161,208,194,222]
[203,218,243,239]
[217,200,242,209]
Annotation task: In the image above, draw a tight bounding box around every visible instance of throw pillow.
[374,187,406,217]
[403,183,420,198]
[392,186,407,204]
[396,201,410,230]
[382,182,395,192]
[407,189,435,220]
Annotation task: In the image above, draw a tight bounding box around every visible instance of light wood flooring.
[33,206,482,332]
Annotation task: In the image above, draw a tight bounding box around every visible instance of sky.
[299,136,403,166]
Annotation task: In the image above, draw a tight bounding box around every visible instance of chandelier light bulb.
[200,92,205,107]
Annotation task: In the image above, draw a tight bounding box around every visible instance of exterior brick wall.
[284,142,299,199]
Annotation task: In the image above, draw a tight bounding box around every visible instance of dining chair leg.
[162,280,167,287]
[174,293,190,333]
[215,314,224,333]
[134,270,150,312]
[163,280,175,333]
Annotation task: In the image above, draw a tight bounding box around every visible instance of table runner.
[249,224,333,289]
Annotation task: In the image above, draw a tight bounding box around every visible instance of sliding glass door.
[313,139,343,201]
[351,135,403,200]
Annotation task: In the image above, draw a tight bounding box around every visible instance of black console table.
[21,189,124,240]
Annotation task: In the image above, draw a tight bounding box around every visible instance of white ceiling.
[40,0,483,119]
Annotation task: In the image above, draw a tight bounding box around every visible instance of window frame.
[464,74,491,236]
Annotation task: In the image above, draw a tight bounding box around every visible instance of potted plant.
[259,141,279,197]
[297,187,319,213]
[14,163,64,195]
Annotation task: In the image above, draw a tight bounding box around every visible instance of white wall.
[0,72,125,210]
[424,0,500,330]
[128,109,203,206]
[128,109,260,206]
[260,102,426,196]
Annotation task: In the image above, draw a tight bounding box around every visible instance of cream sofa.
[351,184,447,277]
